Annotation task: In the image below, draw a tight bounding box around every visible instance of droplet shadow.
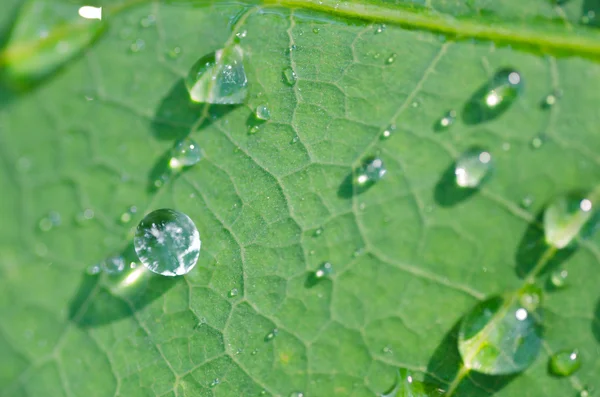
[68,243,181,328]
[583,0,600,27]
[337,172,376,199]
[433,160,479,207]
[514,211,575,279]
[461,69,519,125]
[424,319,517,396]
[151,78,237,141]
[593,297,600,344]
[146,143,201,193]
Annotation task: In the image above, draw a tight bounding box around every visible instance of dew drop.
[75,208,94,224]
[458,285,543,374]
[139,14,155,28]
[454,148,493,188]
[544,193,599,249]
[436,110,456,131]
[235,30,247,41]
[134,209,201,276]
[209,378,220,388]
[541,90,561,109]
[530,134,545,149]
[549,349,581,377]
[550,269,568,288]
[87,264,101,275]
[264,328,278,342]
[185,45,248,104]
[169,138,202,170]
[380,124,395,140]
[314,262,333,279]
[120,206,138,224]
[291,135,299,144]
[228,288,239,297]
[289,393,304,397]
[355,157,386,186]
[312,27,320,34]
[255,104,271,121]
[313,227,323,237]
[251,348,259,355]
[129,38,145,53]
[249,125,261,134]
[382,345,392,354]
[39,211,61,231]
[385,53,397,64]
[464,68,523,124]
[166,46,182,59]
[283,67,297,86]
[374,23,386,34]
[520,196,534,209]
[580,387,591,397]
[100,255,126,275]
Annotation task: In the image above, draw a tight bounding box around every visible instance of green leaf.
[1,1,600,397]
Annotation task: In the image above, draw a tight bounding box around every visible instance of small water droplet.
[139,14,155,28]
[251,348,259,355]
[38,211,61,232]
[87,264,101,275]
[228,288,239,297]
[579,387,591,397]
[249,125,261,134]
[314,227,323,237]
[355,157,386,186]
[520,196,534,209]
[166,46,182,59]
[169,138,202,170]
[134,209,201,276]
[541,90,561,109]
[380,124,395,140]
[100,255,126,275]
[455,148,493,188]
[291,135,299,144]
[75,208,95,224]
[283,67,297,86]
[549,349,581,377]
[436,110,456,131]
[264,328,278,342]
[385,53,397,65]
[235,30,247,41]
[550,269,568,288]
[314,262,333,279]
[544,193,599,249]
[209,378,220,388]
[411,100,420,108]
[185,45,248,104]
[312,27,320,34]
[129,38,145,53]
[383,345,392,354]
[375,23,386,34]
[530,134,545,149]
[120,205,138,224]
[255,104,271,121]
[464,68,523,124]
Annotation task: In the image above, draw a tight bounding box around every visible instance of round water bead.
[134,209,201,276]
[544,193,599,249]
[255,104,271,121]
[169,138,202,169]
[455,148,493,188]
[549,349,581,377]
[356,157,386,185]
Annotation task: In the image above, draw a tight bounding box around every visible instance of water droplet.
[312,27,320,34]
[355,157,386,186]
[134,209,201,276]
[579,387,591,397]
[185,45,248,104]
[380,368,432,397]
[283,67,297,86]
[255,104,271,121]
[228,288,238,297]
[264,328,278,342]
[520,196,534,209]
[139,14,155,28]
[251,348,259,355]
[454,148,493,188]
[550,269,568,288]
[100,255,126,275]
[544,193,599,249]
[169,138,202,170]
[166,46,182,59]
[382,345,392,354]
[380,124,395,140]
[38,211,61,231]
[541,90,561,109]
[464,68,523,124]
[530,134,545,149]
[436,110,456,131]
[291,135,299,144]
[385,53,397,65]
[235,30,247,41]
[314,262,333,279]
[458,286,543,374]
[289,393,304,397]
[75,208,95,224]
[120,206,138,224]
[87,264,101,275]
[411,100,420,108]
[375,24,386,34]
[549,349,581,377]
[314,227,323,237]
[209,378,220,388]
[249,125,261,134]
[129,38,145,53]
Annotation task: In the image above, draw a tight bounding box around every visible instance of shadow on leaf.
[424,320,516,396]
[593,298,600,344]
[514,211,575,279]
[583,0,600,27]
[68,243,180,328]
[433,161,479,207]
[151,78,237,141]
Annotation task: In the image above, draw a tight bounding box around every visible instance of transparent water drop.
[120,206,138,224]
[314,227,323,237]
[166,46,182,59]
[355,157,386,186]
[169,138,202,170]
[255,104,271,121]
[87,264,101,275]
[530,134,545,149]
[251,348,258,355]
[185,44,248,104]
[139,14,155,28]
[375,24,386,34]
[436,110,456,130]
[314,262,333,279]
[264,328,278,342]
[464,68,523,124]
[100,255,126,275]
[382,345,392,354]
[313,27,320,34]
[380,368,433,397]
[520,196,534,209]
[283,67,297,86]
[228,288,239,297]
[291,135,300,144]
[380,124,395,140]
[75,208,94,224]
[235,30,247,41]
[541,90,561,109]
[549,349,581,377]
[550,269,568,288]
[458,285,543,375]
[385,53,397,65]
[129,38,145,53]
[39,211,61,231]
[249,125,261,134]
[134,209,201,276]
[454,148,493,188]
[209,378,220,388]
[544,193,599,249]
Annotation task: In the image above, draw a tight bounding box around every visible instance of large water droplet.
[169,138,202,170]
[185,45,247,104]
[463,68,523,124]
[134,209,201,276]
[282,67,297,86]
[455,148,493,188]
[458,286,543,375]
[549,349,581,377]
[544,193,599,249]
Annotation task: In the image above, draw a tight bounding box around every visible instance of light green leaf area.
[1,1,600,397]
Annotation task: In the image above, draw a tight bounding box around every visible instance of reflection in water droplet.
[464,68,523,124]
[129,38,145,53]
[544,193,599,249]
[120,206,138,224]
[355,157,386,186]
[550,269,568,288]
[375,24,386,34]
[265,328,278,342]
[283,67,297,86]
[530,134,545,149]
[436,110,456,131]
[134,209,201,276]
[385,53,397,64]
[39,211,61,232]
[228,288,238,297]
[549,349,581,377]
[169,138,202,170]
[458,286,543,375]
[381,124,395,140]
[185,45,248,104]
[314,227,323,237]
[314,262,333,279]
[255,104,271,121]
[100,255,126,275]
[455,148,492,188]
[209,378,220,387]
